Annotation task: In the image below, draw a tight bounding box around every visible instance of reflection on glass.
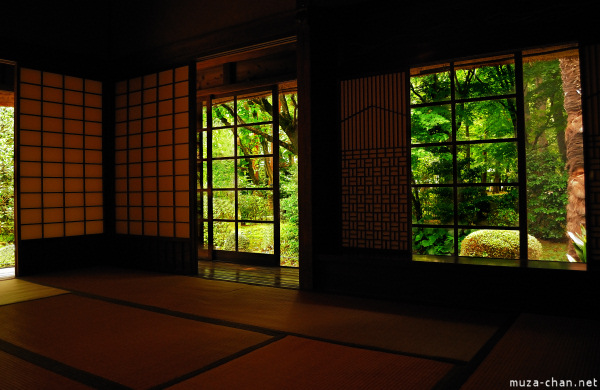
[523,47,582,262]
[458,186,518,226]
[455,59,515,99]
[239,190,273,221]
[237,222,274,254]
[410,70,451,104]
[412,186,453,224]
[457,142,517,184]
[201,102,208,129]
[411,105,452,144]
[456,99,516,141]
[212,191,235,220]
[201,221,208,249]
[411,146,453,185]
[211,128,234,157]
[212,159,235,188]
[412,227,454,255]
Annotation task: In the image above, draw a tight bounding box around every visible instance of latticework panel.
[18,68,103,240]
[581,44,600,266]
[114,66,191,238]
[340,73,409,250]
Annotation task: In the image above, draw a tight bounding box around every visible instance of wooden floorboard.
[197,260,299,289]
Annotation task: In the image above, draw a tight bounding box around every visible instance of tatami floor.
[0,266,598,389]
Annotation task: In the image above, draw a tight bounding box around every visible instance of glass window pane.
[412,186,454,224]
[213,221,234,250]
[412,227,454,256]
[411,146,453,185]
[211,128,234,157]
[212,190,235,220]
[237,222,274,254]
[239,190,273,221]
[201,221,208,249]
[458,186,518,226]
[212,98,235,127]
[238,157,273,188]
[524,46,583,263]
[410,69,451,104]
[457,142,517,184]
[411,105,452,144]
[238,125,273,156]
[237,92,273,124]
[212,159,235,188]
[455,56,515,99]
[456,99,517,141]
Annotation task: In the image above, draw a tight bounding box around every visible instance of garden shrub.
[0,244,15,268]
[223,232,250,251]
[459,229,542,260]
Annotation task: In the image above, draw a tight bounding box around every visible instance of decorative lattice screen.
[340,73,409,251]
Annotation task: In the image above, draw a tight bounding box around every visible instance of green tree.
[0,107,14,247]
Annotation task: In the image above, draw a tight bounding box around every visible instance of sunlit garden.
[410,46,585,263]
[198,86,299,267]
[0,106,14,268]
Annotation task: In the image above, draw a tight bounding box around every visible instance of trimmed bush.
[223,232,250,251]
[459,230,542,260]
[0,244,15,268]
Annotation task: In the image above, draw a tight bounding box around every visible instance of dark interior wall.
[315,0,600,78]
[1,0,110,77]
[108,0,297,79]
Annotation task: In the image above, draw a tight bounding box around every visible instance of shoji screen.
[114,66,190,239]
[340,73,409,251]
[18,68,103,240]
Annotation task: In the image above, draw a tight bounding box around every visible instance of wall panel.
[340,73,409,251]
[18,68,103,241]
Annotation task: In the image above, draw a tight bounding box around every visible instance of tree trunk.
[559,56,585,260]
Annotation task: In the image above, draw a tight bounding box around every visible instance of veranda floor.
[197,260,299,289]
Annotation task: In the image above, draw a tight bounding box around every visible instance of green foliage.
[411,54,573,259]
[238,191,271,220]
[459,230,542,260]
[412,227,453,255]
[526,152,568,239]
[0,244,15,268]
[1,107,14,245]
[223,232,250,251]
[523,59,569,240]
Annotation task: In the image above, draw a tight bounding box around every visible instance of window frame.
[409,46,586,270]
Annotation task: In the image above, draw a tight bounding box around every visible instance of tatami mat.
[0,294,272,389]
[461,313,600,389]
[0,350,93,390]
[26,267,507,362]
[0,278,67,306]
[168,336,454,390]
